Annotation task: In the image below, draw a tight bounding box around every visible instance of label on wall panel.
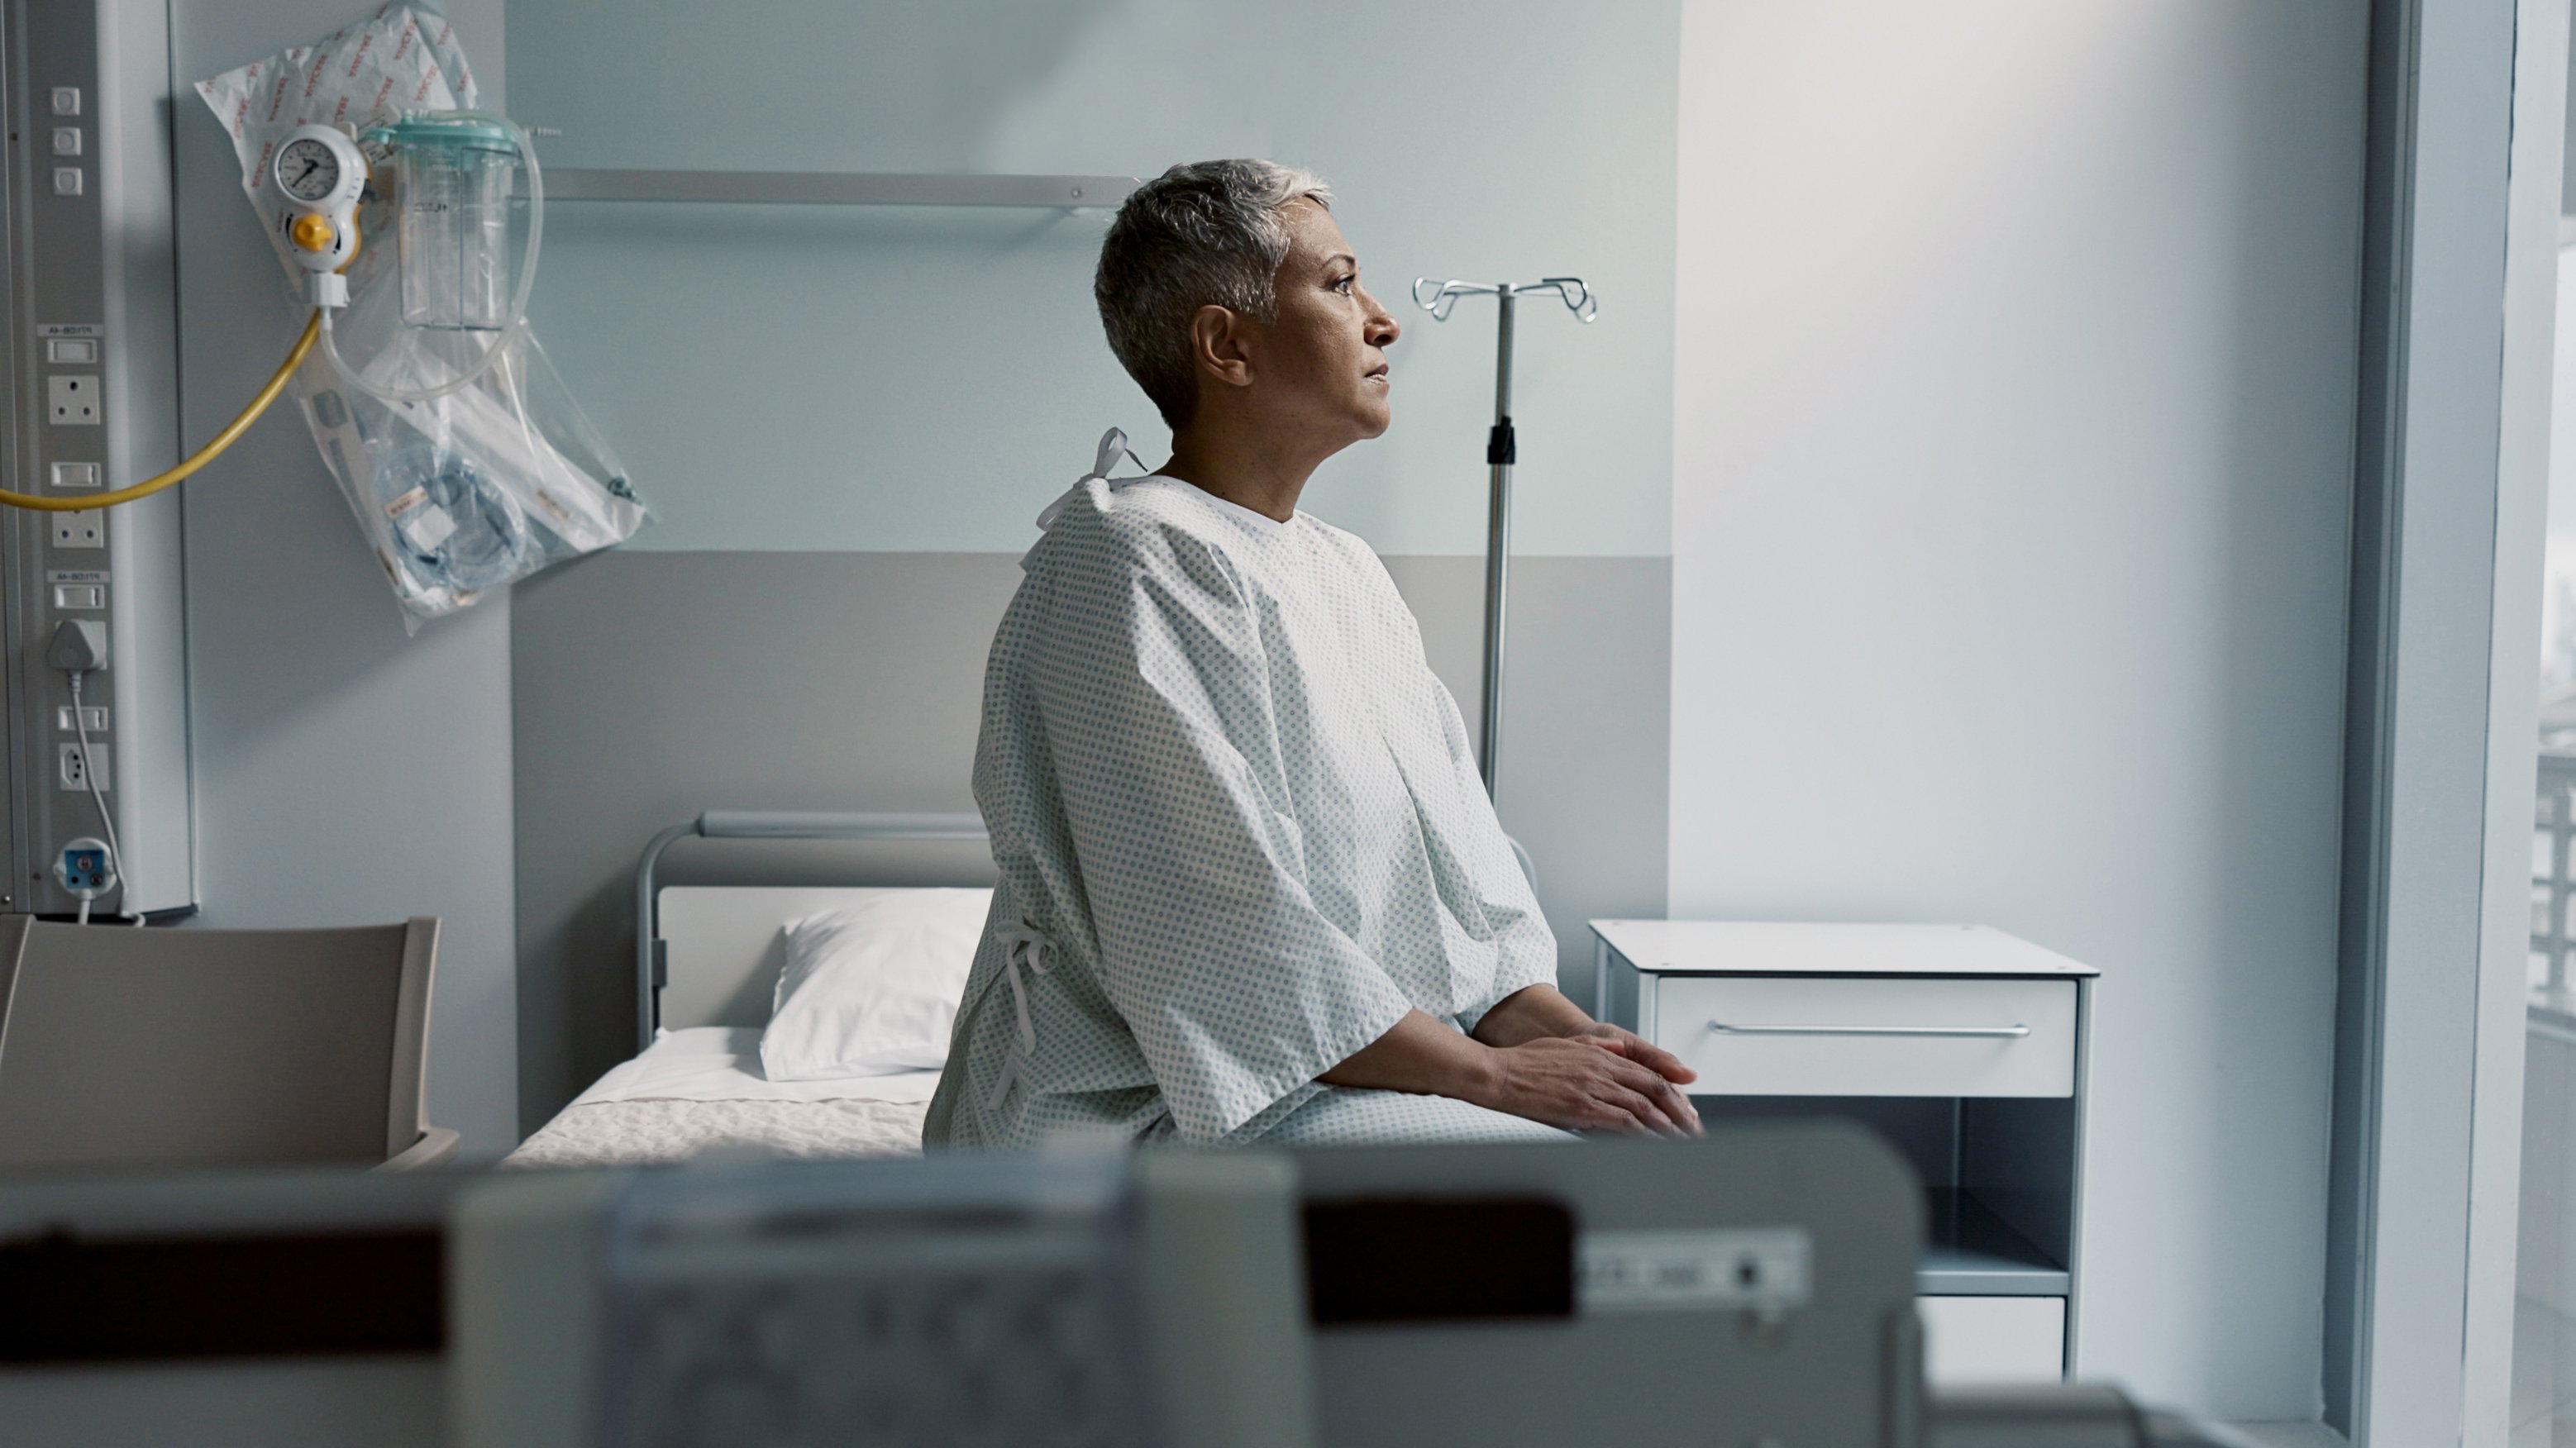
[45,570,107,585]
[36,323,103,336]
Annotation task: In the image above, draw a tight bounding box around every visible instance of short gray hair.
[1095,160,1334,430]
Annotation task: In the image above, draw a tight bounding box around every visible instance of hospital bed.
[504,811,994,1169]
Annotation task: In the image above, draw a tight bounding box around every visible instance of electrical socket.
[50,510,103,549]
[57,741,108,793]
[47,374,100,426]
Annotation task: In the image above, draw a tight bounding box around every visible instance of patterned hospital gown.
[923,445,1567,1150]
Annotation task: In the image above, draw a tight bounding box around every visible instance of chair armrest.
[376,1126,461,1172]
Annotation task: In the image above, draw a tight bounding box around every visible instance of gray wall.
[511,551,1667,1129]
[1667,0,2364,1422]
[170,0,520,1160]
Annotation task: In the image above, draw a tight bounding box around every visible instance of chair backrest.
[0,917,438,1172]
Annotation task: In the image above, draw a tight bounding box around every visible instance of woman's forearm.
[1469,984,1596,1047]
[1319,1009,1499,1100]
[1472,984,1699,1094]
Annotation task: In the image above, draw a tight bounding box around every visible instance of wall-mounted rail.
[540,169,1138,209]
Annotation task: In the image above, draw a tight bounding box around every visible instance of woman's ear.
[1190,304,1257,391]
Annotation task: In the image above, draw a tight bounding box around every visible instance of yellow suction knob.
[291,212,336,253]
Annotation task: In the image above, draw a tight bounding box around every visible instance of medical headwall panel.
[2,0,194,919]
[503,0,1678,558]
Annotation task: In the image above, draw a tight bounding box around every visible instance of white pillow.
[758,888,993,1081]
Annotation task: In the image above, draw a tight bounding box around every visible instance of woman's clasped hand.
[1473,1030,1704,1137]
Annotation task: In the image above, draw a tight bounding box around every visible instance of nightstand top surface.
[1588,920,2098,979]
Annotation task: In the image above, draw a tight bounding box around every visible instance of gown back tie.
[985,923,1057,1109]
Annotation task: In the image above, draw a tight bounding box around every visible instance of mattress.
[505,1097,929,1169]
[503,1027,936,1169]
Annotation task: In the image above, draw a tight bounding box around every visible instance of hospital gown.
[923,459,1567,1150]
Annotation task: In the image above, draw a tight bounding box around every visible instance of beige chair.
[0,916,456,1173]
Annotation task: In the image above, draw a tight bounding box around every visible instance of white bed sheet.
[505,1098,930,1169]
[572,1026,942,1106]
[506,1027,938,1169]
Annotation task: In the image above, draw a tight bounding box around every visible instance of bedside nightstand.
[1591,919,2097,1386]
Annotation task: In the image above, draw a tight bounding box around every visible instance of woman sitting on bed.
[924,161,1701,1149]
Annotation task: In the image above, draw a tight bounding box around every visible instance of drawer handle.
[1706,1019,2031,1039]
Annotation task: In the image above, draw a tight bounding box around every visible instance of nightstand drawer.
[1921,1296,2066,1383]
[1653,976,2077,1097]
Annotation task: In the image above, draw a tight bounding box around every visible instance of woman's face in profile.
[1254,200,1402,446]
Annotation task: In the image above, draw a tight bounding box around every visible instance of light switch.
[45,339,96,364]
[50,127,81,157]
[52,584,103,610]
[51,168,82,198]
[49,462,101,489]
[49,87,80,117]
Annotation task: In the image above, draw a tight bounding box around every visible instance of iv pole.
[1410,277,1597,801]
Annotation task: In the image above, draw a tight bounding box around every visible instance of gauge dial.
[275,136,343,203]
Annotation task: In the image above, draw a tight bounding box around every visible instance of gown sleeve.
[1371,550,1560,1029]
[1464,850,1561,1026]
[1457,755,1561,1026]
[1025,512,1415,1144]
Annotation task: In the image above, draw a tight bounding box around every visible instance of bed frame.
[632,811,994,1054]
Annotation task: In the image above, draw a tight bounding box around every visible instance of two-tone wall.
[500,0,1685,1123]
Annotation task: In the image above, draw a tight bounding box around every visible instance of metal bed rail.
[632,810,987,1053]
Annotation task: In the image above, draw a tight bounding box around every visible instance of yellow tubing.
[0,310,321,512]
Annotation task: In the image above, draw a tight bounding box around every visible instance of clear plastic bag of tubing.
[196,4,645,630]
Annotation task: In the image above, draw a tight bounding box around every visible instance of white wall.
[1668,2,2364,1420]
[507,0,1677,557]
[169,0,519,1160]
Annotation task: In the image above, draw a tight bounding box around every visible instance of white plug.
[47,617,106,673]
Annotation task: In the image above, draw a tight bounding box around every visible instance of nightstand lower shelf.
[1920,1188,2068,1296]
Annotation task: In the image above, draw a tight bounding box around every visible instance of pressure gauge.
[275,135,345,202]
[267,123,365,282]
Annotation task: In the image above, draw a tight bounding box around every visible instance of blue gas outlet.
[52,837,115,898]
